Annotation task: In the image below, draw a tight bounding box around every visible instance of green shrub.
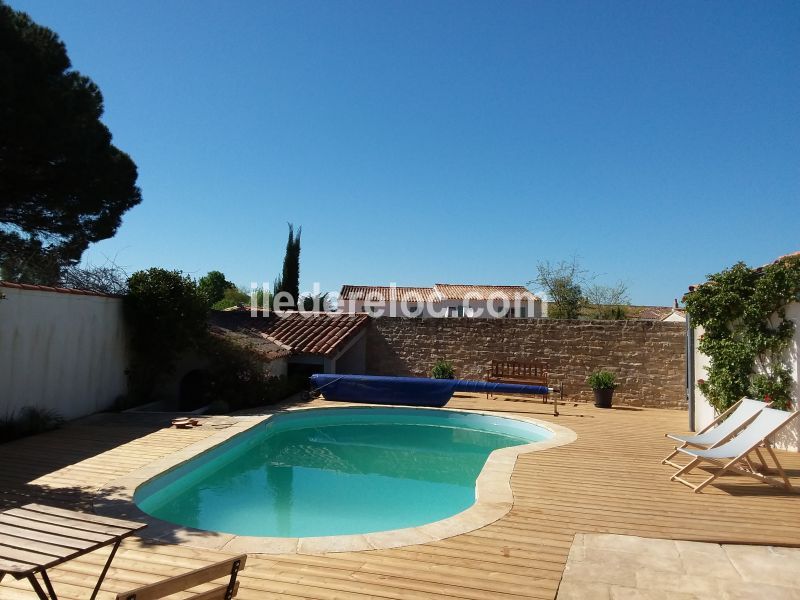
[124,268,208,401]
[586,370,616,390]
[684,256,800,412]
[199,334,306,411]
[431,359,456,379]
[211,287,250,310]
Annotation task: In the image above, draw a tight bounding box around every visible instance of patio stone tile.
[723,544,800,588]
[718,580,800,600]
[610,586,700,600]
[583,534,680,560]
[558,534,800,600]
[556,580,613,600]
[635,569,724,597]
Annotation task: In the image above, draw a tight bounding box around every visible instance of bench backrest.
[489,360,548,383]
[116,554,247,600]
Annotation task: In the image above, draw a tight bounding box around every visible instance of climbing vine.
[684,255,800,412]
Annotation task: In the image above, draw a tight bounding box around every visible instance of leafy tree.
[584,283,630,320]
[273,223,301,308]
[211,286,250,310]
[0,2,141,283]
[532,259,587,319]
[123,269,207,400]
[300,292,333,312]
[198,270,234,307]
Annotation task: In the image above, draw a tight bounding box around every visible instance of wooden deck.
[1,396,799,600]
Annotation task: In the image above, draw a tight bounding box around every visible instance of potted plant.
[431,358,456,379]
[587,370,616,408]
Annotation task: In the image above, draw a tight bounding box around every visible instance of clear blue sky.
[12,0,800,305]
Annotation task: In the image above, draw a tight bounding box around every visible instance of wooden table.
[0,503,146,600]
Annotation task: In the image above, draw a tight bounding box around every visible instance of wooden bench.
[485,360,549,402]
[116,554,246,600]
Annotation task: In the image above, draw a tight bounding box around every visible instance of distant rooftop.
[340,283,540,302]
[339,286,439,302]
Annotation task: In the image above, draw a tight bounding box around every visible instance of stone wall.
[365,318,686,409]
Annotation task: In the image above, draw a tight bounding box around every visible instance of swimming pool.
[134,407,553,538]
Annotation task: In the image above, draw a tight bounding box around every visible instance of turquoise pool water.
[134,407,551,537]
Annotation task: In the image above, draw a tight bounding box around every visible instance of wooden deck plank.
[1,398,799,600]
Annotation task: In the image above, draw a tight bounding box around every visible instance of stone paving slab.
[557,533,800,600]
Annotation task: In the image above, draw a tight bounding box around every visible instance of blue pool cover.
[310,374,550,407]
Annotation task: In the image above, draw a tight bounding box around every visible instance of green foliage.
[586,370,616,390]
[431,358,456,379]
[199,334,305,410]
[211,286,250,310]
[0,2,141,283]
[532,259,587,319]
[547,280,584,319]
[301,292,332,312]
[584,283,630,320]
[0,406,64,444]
[198,271,234,307]
[124,269,208,400]
[273,223,301,308]
[685,256,800,412]
[532,259,631,320]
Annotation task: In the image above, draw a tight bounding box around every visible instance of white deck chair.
[662,398,770,469]
[671,407,799,493]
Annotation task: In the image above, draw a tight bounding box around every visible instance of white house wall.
[0,286,130,421]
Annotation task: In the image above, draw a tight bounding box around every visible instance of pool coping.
[93,404,577,555]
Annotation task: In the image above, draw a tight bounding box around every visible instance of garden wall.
[0,283,129,421]
[366,317,686,408]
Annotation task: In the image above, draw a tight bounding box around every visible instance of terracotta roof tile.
[434,284,540,301]
[339,286,439,302]
[262,312,370,357]
[624,305,675,320]
[207,311,292,361]
[340,284,540,302]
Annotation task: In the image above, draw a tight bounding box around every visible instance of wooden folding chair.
[662,398,769,469]
[671,408,799,493]
[116,554,246,600]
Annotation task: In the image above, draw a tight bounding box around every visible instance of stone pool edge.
[93,404,577,555]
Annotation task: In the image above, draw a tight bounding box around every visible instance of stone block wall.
[365,318,686,409]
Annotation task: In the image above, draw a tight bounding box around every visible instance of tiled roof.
[261,311,370,357]
[625,305,676,320]
[434,284,540,301]
[339,284,540,302]
[0,280,117,298]
[339,286,439,302]
[759,250,800,270]
[209,310,369,358]
[207,311,292,361]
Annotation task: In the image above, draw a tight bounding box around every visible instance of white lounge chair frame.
[662,398,770,469]
[671,408,799,493]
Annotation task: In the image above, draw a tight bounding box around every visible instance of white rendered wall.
[693,303,800,451]
[0,286,129,421]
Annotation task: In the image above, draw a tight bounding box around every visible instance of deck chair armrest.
[116,555,247,600]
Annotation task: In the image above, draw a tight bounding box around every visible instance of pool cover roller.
[310,374,552,407]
